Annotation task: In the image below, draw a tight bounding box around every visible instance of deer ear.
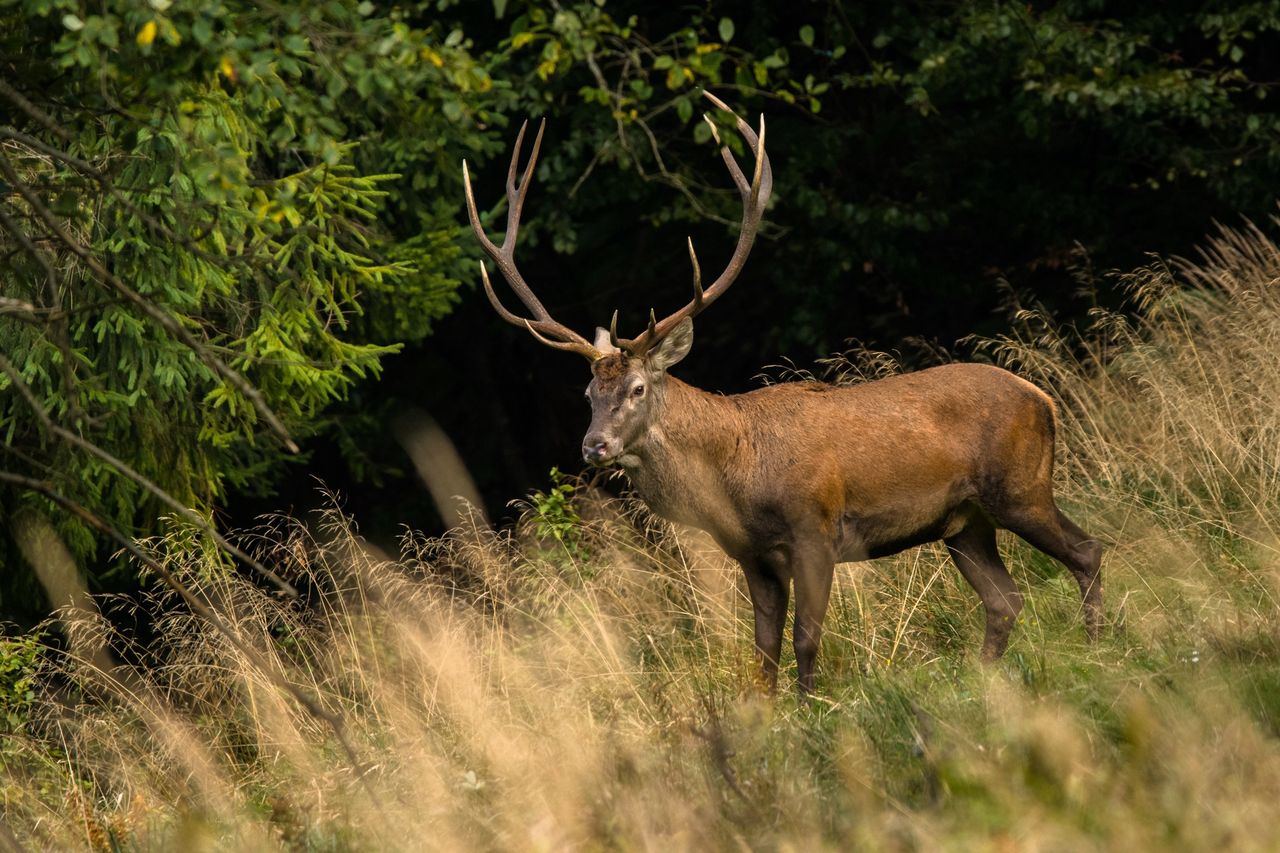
[648,317,693,373]
[593,327,622,356]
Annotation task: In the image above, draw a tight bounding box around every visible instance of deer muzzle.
[582,435,617,465]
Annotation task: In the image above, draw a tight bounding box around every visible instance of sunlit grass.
[5,221,1280,850]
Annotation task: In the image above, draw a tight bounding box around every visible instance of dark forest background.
[5,0,1280,620]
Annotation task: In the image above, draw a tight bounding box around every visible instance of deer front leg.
[741,561,789,693]
[792,544,836,694]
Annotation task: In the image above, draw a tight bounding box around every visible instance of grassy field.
[4,223,1280,850]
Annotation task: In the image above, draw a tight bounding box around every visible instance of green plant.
[0,630,41,732]
[530,466,587,558]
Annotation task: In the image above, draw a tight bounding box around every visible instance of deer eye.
[631,383,645,398]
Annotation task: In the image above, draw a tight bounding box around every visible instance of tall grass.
[5,222,1280,850]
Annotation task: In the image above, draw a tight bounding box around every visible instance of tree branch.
[0,152,299,453]
[0,353,298,598]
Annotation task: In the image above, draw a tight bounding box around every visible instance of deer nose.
[582,438,613,464]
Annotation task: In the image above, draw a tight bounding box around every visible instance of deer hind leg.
[995,499,1103,641]
[741,561,789,693]
[945,515,1023,661]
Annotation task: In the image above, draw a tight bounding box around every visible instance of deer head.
[462,92,772,465]
[578,317,694,465]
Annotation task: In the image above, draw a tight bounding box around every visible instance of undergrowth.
[4,222,1280,850]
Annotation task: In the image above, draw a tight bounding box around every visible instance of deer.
[462,92,1103,693]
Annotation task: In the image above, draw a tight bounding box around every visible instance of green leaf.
[800,25,815,47]
[191,17,212,45]
[653,55,674,70]
[718,17,734,43]
[493,0,508,18]
[61,13,83,31]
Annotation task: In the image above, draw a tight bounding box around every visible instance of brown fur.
[591,354,630,381]
[585,358,1103,693]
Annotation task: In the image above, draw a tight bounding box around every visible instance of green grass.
[5,222,1280,850]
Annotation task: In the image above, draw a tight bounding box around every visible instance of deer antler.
[615,91,773,355]
[463,120,603,360]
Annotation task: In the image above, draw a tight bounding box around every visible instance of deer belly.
[838,502,972,561]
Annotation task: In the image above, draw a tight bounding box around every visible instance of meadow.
[3,222,1280,851]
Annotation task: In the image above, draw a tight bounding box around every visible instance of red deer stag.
[462,93,1103,693]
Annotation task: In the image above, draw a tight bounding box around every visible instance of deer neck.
[619,377,745,530]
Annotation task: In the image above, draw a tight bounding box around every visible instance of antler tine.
[505,119,547,253]
[705,108,772,208]
[505,119,528,196]
[478,261,525,327]
[461,122,551,321]
[611,307,660,355]
[750,116,768,206]
[619,93,772,355]
[688,236,704,310]
[464,123,602,361]
[702,90,774,204]
[524,320,599,356]
[609,309,622,350]
[702,114,748,198]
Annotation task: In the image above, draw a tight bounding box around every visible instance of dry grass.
[5,222,1280,850]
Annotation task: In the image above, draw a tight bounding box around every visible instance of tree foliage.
[0,0,508,606]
